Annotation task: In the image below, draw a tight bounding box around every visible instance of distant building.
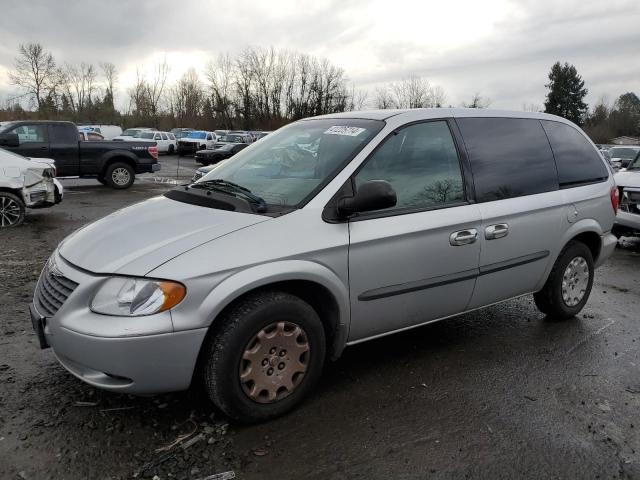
[611,136,640,145]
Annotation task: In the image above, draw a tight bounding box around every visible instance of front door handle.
[485,223,509,240]
[450,229,478,246]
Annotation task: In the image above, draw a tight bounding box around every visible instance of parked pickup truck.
[0,121,160,189]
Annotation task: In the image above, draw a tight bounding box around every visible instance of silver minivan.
[30,109,618,422]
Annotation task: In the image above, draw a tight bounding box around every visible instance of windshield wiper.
[192,179,267,213]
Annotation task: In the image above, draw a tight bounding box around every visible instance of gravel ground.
[1,163,640,479]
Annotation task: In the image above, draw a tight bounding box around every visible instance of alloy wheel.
[112,167,131,186]
[0,196,22,227]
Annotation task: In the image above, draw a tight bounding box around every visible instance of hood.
[614,170,640,188]
[0,150,55,188]
[58,195,270,275]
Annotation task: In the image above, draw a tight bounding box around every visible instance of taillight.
[610,184,619,213]
[148,146,158,160]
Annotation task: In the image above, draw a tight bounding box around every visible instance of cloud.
[0,0,638,109]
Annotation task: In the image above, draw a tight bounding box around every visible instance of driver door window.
[12,124,47,144]
[354,121,465,213]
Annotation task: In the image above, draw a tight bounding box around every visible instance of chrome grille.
[35,262,78,317]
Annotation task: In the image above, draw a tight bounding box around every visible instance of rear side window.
[541,120,608,187]
[48,124,77,143]
[457,118,558,202]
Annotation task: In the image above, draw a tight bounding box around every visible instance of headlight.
[91,277,186,316]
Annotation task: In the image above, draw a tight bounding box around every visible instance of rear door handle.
[485,223,509,240]
[450,229,478,246]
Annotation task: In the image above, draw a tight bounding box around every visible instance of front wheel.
[168,144,175,155]
[0,192,26,227]
[105,162,135,189]
[202,291,326,423]
[534,241,594,320]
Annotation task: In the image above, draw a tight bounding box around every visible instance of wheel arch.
[536,219,604,291]
[193,261,350,377]
[99,153,137,176]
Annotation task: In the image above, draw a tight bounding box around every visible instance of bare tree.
[168,68,204,126]
[9,43,58,110]
[148,58,170,123]
[62,62,98,113]
[205,54,235,128]
[374,85,395,109]
[522,103,541,112]
[347,83,368,111]
[375,76,446,109]
[100,62,117,109]
[392,75,432,108]
[463,92,491,109]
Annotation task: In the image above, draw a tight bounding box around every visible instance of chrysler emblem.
[47,257,63,277]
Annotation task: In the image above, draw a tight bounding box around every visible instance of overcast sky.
[0,0,638,110]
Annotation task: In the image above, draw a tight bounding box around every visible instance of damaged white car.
[613,152,640,237]
[0,148,62,228]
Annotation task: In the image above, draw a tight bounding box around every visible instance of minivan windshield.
[198,118,384,207]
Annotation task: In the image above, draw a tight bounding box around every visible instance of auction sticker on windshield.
[324,126,366,136]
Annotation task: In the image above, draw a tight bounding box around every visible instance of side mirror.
[338,180,397,216]
[0,133,19,147]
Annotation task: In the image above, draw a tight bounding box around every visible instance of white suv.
[134,131,177,154]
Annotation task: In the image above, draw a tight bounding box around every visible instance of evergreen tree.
[544,62,588,125]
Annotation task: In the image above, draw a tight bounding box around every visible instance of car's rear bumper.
[136,163,161,174]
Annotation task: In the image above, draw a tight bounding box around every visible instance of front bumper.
[615,210,640,232]
[30,252,207,394]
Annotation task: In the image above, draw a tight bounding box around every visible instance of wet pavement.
[1,163,640,479]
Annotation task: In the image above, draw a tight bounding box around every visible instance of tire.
[177,147,184,157]
[0,191,26,228]
[168,144,175,155]
[202,290,326,423]
[96,176,107,185]
[105,162,135,189]
[534,241,594,320]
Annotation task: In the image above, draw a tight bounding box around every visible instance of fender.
[534,218,603,291]
[195,260,351,358]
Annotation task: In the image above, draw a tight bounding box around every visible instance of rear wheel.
[105,162,135,189]
[0,192,26,228]
[202,291,326,423]
[534,241,594,319]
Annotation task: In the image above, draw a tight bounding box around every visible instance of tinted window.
[355,121,464,212]
[541,120,608,186]
[457,118,558,202]
[161,133,168,140]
